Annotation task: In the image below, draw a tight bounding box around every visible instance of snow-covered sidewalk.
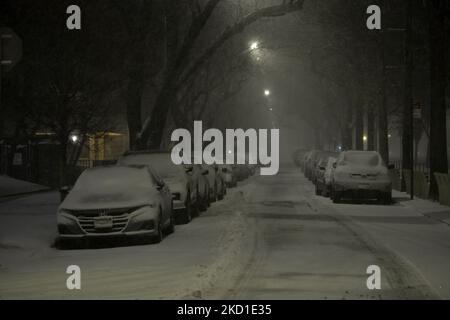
[0,175,50,198]
[394,190,450,226]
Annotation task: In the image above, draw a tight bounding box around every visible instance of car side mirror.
[157,181,165,190]
[387,164,395,170]
[59,186,72,202]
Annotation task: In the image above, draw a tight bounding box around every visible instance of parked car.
[304,150,321,180]
[195,164,211,211]
[233,164,252,181]
[323,156,337,197]
[331,151,392,204]
[203,164,226,201]
[56,165,174,246]
[220,164,237,187]
[312,151,338,185]
[117,151,201,224]
[314,158,328,196]
[292,148,308,168]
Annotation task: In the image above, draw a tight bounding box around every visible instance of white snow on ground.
[0,175,50,197]
[0,186,254,299]
[1,167,450,299]
[313,188,450,299]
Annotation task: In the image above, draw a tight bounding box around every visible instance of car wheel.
[152,213,163,244]
[166,205,175,235]
[379,192,392,205]
[218,183,225,200]
[199,189,208,212]
[179,194,193,224]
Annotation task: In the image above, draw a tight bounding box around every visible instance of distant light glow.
[70,135,79,143]
[269,107,273,111]
[363,135,368,142]
[264,90,271,96]
[338,146,342,151]
[388,134,392,138]
[250,42,259,50]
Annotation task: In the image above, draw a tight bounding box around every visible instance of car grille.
[68,208,138,234]
[77,214,130,234]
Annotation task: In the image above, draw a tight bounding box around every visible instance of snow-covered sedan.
[118,151,200,224]
[220,164,237,188]
[331,151,392,204]
[57,166,174,246]
[202,164,226,202]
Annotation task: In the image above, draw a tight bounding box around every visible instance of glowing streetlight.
[264,89,271,97]
[70,135,79,143]
[269,107,273,111]
[363,135,368,142]
[250,41,259,51]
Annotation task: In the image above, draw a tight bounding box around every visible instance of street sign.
[0,27,23,72]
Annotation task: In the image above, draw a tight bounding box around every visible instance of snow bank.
[0,175,50,197]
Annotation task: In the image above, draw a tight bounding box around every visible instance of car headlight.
[57,212,83,235]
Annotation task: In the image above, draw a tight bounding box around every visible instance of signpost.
[0,28,22,175]
[0,27,23,115]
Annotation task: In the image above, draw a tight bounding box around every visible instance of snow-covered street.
[1,166,450,299]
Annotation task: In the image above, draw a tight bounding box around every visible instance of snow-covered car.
[292,148,307,168]
[304,150,321,180]
[312,151,338,186]
[323,156,337,197]
[314,158,328,196]
[195,164,211,211]
[117,151,200,224]
[56,166,174,245]
[331,151,392,204]
[220,164,237,187]
[202,164,226,202]
[232,164,251,181]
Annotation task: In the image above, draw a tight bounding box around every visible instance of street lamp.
[264,89,270,97]
[363,135,368,142]
[250,41,259,51]
[70,134,79,143]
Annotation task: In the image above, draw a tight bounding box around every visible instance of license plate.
[358,184,370,189]
[94,216,113,229]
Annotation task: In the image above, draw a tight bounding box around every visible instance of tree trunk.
[378,96,389,164]
[341,104,353,150]
[367,108,375,151]
[354,104,364,150]
[428,0,448,199]
[402,0,413,173]
[137,2,305,148]
[126,73,144,151]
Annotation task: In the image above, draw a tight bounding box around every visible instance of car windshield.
[342,152,381,167]
[63,167,156,207]
[119,153,184,179]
